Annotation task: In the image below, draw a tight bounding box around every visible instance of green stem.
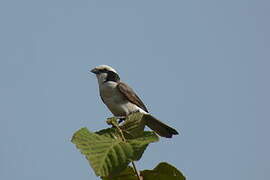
[131,161,141,180]
[115,124,141,180]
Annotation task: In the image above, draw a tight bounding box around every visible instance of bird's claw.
[115,116,126,124]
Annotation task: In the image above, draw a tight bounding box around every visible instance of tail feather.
[143,114,179,138]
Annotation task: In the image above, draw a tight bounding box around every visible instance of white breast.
[99,81,145,116]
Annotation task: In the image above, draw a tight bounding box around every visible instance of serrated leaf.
[120,112,146,139]
[128,131,159,161]
[96,127,121,139]
[96,128,159,161]
[71,128,134,177]
[141,162,186,180]
[102,166,138,180]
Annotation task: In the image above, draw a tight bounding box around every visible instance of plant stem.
[131,161,141,180]
[115,124,141,180]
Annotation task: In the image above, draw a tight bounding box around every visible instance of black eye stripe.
[99,69,108,73]
[104,71,120,82]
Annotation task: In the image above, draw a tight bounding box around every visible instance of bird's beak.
[90,68,99,74]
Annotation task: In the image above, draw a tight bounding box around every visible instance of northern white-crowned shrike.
[91,65,178,138]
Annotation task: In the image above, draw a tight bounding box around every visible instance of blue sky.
[0,0,269,180]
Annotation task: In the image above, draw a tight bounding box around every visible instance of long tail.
[143,114,179,138]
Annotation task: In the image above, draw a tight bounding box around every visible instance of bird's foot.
[115,116,126,124]
[118,118,125,124]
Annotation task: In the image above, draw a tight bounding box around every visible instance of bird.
[90,65,178,138]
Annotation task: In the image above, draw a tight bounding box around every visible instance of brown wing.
[117,82,149,113]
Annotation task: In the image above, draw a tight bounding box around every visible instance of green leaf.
[128,131,159,161]
[102,166,138,180]
[106,117,119,127]
[120,112,146,139]
[141,162,186,180]
[97,128,159,161]
[71,128,134,177]
[96,127,121,139]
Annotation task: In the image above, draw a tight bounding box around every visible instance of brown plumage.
[117,82,148,113]
[143,114,178,138]
[117,82,178,138]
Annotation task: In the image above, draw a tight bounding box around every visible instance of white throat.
[96,73,108,84]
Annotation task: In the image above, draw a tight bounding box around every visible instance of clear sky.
[0,0,269,180]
